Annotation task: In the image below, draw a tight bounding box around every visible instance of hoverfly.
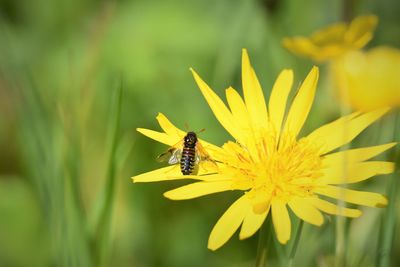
[157,131,216,175]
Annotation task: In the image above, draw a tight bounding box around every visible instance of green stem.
[342,0,357,22]
[288,220,304,267]
[335,216,346,267]
[335,102,351,267]
[255,217,271,267]
[378,112,400,267]
[91,79,123,267]
[272,224,287,267]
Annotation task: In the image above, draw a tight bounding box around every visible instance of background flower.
[284,14,400,110]
[330,46,400,110]
[282,15,377,62]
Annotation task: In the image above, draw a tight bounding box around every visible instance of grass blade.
[91,78,123,267]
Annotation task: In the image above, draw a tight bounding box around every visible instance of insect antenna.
[184,122,190,132]
[197,128,206,134]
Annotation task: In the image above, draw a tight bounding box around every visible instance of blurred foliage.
[0,0,399,266]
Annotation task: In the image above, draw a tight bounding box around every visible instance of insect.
[157,131,215,175]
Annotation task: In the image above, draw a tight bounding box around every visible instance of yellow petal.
[307,108,389,154]
[283,66,319,138]
[310,23,347,45]
[282,37,317,59]
[137,128,179,146]
[132,166,183,183]
[252,201,270,214]
[133,165,226,183]
[288,198,324,226]
[186,173,231,182]
[156,113,185,137]
[315,185,388,207]
[190,68,239,140]
[226,87,248,125]
[196,140,226,163]
[239,203,270,240]
[345,15,378,48]
[268,69,294,137]
[225,87,258,158]
[271,199,291,244]
[164,181,232,200]
[208,195,249,251]
[323,143,396,166]
[330,46,400,111]
[306,111,359,151]
[320,161,394,184]
[309,197,362,218]
[241,49,269,129]
[351,32,373,50]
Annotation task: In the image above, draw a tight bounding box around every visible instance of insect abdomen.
[180,147,196,175]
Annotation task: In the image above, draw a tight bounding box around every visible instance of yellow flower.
[132,49,394,250]
[330,46,400,110]
[283,15,378,62]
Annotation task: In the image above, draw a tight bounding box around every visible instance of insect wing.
[168,149,182,164]
[195,141,218,171]
[157,148,182,164]
[195,141,212,161]
[156,139,183,164]
[156,149,173,162]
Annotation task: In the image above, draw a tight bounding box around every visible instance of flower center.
[221,134,323,202]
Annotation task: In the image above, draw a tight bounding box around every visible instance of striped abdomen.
[180,146,196,175]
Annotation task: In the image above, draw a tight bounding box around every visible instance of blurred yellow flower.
[283,15,378,62]
[132,49,394,250]
[330,46,400,110]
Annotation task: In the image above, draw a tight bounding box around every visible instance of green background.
[1,0,399,266]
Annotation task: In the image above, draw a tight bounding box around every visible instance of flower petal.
[195,140,226,163]
[268,69,294,137]
[320,161,394,184]
[315,185,388,207]
[239,203,269,240]
[241,49,269,129]
[345,15,378,48]
[137,128,179,146]
[288,198,324,226]
[271,199,291,244]
[132,166,182,183]
[310,22,347,44]
[208,195,249,251]
[226,87,248,125]
[225,87,258,158]
[309,197,362,218]
[190,173,232,182]
[283,66,319,138]
[164,181,233,200]
[156,113,186,137]
[282,37,318,59]
[307,108,389,154]
[133,165,225,183]
[190,69,239,140]
[323,143,396,166]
